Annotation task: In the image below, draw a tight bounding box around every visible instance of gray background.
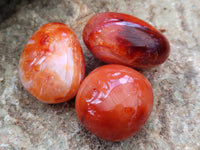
[0,0,200,149]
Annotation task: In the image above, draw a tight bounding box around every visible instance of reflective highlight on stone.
[83,12,170,68]
[75,65,153,141]
[19,22,85,103]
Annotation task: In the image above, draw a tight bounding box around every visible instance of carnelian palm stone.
[76,65,153,141]
[83,12,170,68]
[19,22,85,103]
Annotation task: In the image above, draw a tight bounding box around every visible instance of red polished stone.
[75,65,153,141]
[19,22,85,103]
[83,12,170,69]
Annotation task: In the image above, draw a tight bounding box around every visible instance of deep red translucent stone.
[19,22,85,103]
[75,65,153,141]
[83,12,170,69]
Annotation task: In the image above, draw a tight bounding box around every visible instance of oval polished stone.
[75,64,153,141]
[19,22,85,103]
[83,12,170,69]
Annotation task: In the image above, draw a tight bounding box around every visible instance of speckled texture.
[0,0,200,150]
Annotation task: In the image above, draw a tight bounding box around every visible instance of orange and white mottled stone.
[19,22,85,103]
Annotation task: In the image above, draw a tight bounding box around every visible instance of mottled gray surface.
[0,0,200,150]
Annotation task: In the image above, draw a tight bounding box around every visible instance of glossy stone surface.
[1,0,200,149]
[83,12,170,68]
[19,22,85,103]
[76,65,153,141]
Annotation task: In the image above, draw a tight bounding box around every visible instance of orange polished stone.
[75,65,153,141]
[19,22,85,103]
[83,12,170,69]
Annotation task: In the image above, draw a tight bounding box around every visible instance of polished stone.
[0,0,200,149]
